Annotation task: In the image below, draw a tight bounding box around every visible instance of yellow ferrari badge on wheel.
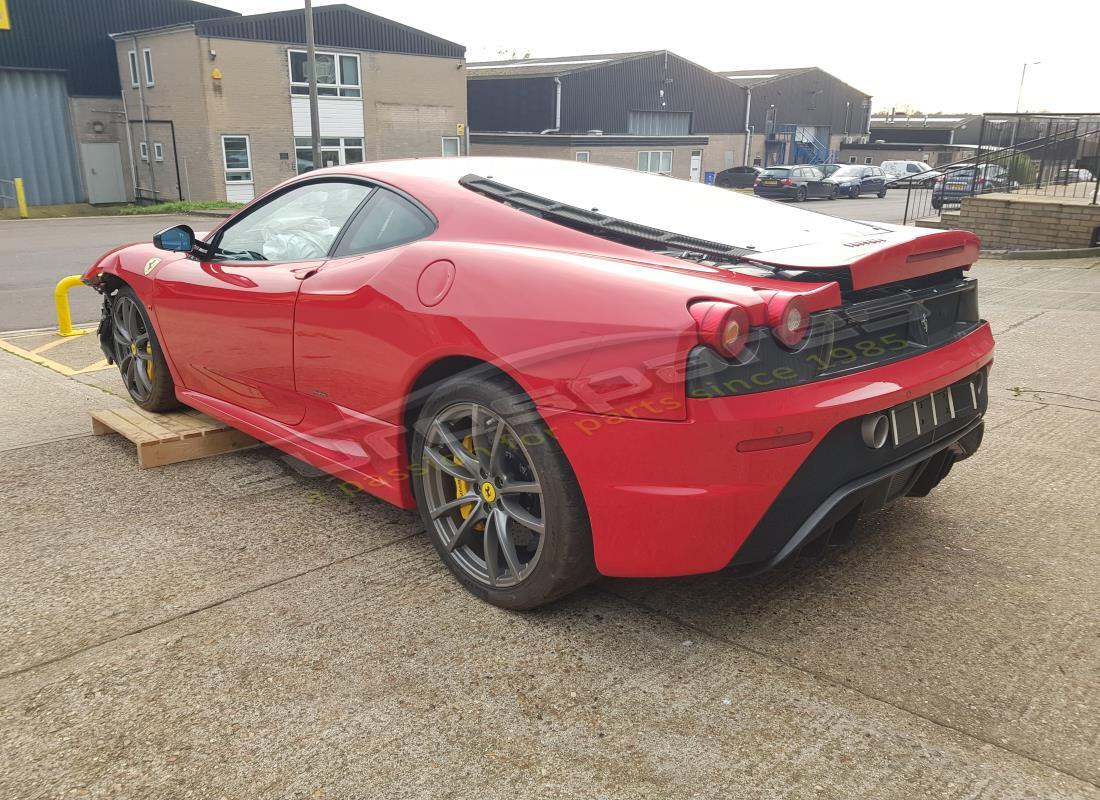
[144,257,161,275]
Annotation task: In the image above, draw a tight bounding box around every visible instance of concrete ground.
[1,256,1098,799]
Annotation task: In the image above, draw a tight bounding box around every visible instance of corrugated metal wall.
[0,69,83,205]
[561,53,747,135]
[748,69,871,134]
[468,77,556,132]
[0,0,238,96]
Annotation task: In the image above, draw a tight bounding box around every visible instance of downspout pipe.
[742,87,753,165]
[540,77,562,134]
[133,35,156,201]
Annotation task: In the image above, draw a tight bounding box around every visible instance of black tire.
[109,285,179,412]
[877,187,887,198]
[849,185,861,199]
[795,186,807,202]
[931,198,943,210]
[410,371,596,610]
[826,186,837,200]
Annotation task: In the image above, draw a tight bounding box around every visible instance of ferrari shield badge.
[143,257,161,275]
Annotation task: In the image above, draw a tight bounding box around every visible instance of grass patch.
[1,200,243,220]
[116,200,243,215]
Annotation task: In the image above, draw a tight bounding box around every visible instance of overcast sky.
[212,0,1099,113]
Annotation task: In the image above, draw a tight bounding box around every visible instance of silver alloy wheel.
[111,294,154,403]
[420,402,545,588]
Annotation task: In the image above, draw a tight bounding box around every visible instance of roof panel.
[191,3,464,58]
[467,51,654,79]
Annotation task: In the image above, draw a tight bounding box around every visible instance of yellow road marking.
[74,359,112,375]
[29,329,94,354]
[0,335,114,376]
[0,336,77,376]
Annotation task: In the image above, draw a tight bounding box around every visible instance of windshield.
[831,166,863,177]
[819,165,842,176]
[760,168,791,178]
[454,158,883,253]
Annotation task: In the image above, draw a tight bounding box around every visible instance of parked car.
[1052,168,1095,184]
[931,164,1010,208]
[824,165,889,198]
[753,165,837,201]
[882,160,942,187]
[81,157,992,609]
[715,165,763,189]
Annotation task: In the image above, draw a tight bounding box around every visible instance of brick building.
[111,4,467,203]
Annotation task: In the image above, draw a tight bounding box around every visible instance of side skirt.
[177,389,415,509]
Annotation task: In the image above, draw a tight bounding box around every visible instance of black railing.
[900,113,1100,224]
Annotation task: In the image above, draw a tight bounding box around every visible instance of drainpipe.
[119,88,139,201]
[742,87,753,165]
[133,36,156,200]
[540,77,562,134]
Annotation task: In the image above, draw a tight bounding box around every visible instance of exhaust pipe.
[861,413,890,449]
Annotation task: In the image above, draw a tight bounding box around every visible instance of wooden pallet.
[91,407,259,468]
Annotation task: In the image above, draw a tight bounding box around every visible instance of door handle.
[291,266,320,280]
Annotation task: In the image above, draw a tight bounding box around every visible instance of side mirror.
[153,224,195,253]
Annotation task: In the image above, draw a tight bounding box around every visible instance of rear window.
[761,169,790,178]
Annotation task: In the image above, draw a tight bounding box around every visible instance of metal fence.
[900,113,1100,224]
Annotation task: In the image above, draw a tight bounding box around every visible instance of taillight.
[690,301,750,359]
[767,294,809,348]
[753,177,761,185]
[975,177,986,186]
[780,178,793,186]
[935,176,945,185]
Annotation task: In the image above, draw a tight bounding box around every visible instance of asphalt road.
[771,189,914,224]
[1,255,1098,797]
[0,215,197,332]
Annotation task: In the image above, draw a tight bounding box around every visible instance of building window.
[848,156,857,163]
[142,48,154,87]
[222,135,253,183]
[441,137,460,157]
[127,50,139,88]
[139,141,149,161]
[864,157,873,164]
[638,151,672,176]
[288,50,361,97]
[153,142,164,162]
[575,151,590,163]
[294,136,364,174]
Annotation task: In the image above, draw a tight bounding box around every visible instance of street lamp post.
[304,0,322,171]
[1016,61,1040,113]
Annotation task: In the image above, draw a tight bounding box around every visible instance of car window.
[333,188,435,257]
[906,164,921,173]
[761,168,790,178]
[214,180,371,262]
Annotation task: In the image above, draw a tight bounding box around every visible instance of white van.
[881,160,942,186]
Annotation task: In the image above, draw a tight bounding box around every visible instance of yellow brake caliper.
[453,435,478,520]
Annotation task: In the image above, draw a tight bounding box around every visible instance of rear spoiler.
[748,229,980,291]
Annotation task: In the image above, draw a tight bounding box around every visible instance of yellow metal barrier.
[14,177,28,219]
[54,275,89,337]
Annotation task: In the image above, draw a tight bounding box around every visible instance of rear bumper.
[754,186,797,198]
[549,323,994,578]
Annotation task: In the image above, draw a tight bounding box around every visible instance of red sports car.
[82,158,993,609]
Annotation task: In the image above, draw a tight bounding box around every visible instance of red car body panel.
[81,157,995,578]
[552,324,994,576]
